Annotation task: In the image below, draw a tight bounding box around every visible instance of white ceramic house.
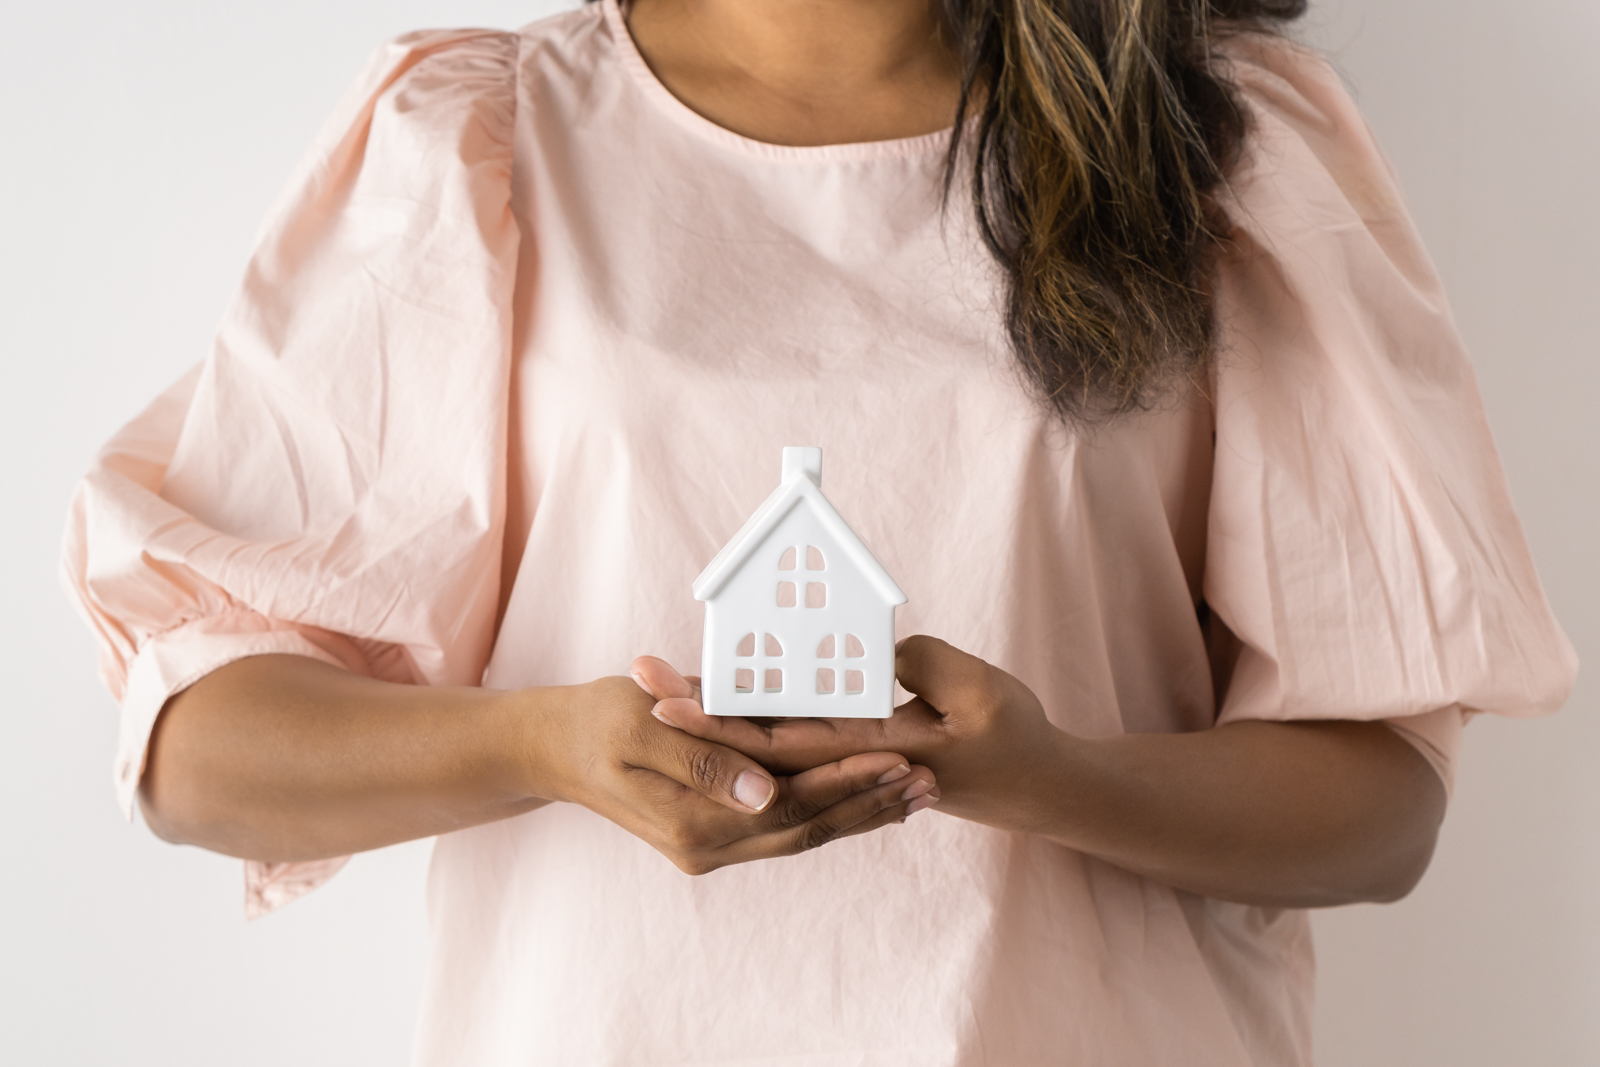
[693,447,907,718]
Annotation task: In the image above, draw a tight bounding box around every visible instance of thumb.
[630,655,698,702]
[894,635,997,718]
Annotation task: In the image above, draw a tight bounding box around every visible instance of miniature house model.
[693,447,907,718]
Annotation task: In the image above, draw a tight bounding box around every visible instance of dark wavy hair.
[607,0,1307,420]
[942,0,1307,420]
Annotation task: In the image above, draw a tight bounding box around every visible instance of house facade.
[694,448,906,718]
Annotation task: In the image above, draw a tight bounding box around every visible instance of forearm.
[140,654,553,863]
[1032,720,1448,908]
[642,641,1452,907]
[145,653,939,876]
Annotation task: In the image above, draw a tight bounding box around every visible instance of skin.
[625,0,964,146]
[636,640,1447,908]
[146,655,938,874]
[141,0,1448,905]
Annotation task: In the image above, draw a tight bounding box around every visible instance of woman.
[63,0,1575,1062]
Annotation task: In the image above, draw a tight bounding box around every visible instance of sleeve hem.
[1381,705,1464,801]
[114,612,353,820]
[244,857,354,920]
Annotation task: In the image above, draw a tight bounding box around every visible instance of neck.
[624,0,963,146]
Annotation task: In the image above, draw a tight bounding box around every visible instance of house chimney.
[782,446,823,486]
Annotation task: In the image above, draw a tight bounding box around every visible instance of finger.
[651,696,939,775]
[649,693,779,751]
[762,703,942,773]
[721,763,939,863]
[634,728,780,815]
[894,635,996,715]
[835,785,943,839]
[763,751,928,830]
[630,655,697,701]
[652,751,917,858]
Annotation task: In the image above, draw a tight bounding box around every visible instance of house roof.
[693,447,908,606]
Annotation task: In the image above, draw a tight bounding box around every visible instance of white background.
[2,1,1594,1062]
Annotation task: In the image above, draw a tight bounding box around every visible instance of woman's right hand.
[141,652,931,874]
[527,670,936,875]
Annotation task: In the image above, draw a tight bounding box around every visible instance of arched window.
[736,635,785,695]
[816,636,863,695]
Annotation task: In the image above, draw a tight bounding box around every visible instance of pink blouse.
[62,2,1576,1063]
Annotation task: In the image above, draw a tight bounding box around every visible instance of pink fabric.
[1383,706,1465,796]
[61,3,1575,1062]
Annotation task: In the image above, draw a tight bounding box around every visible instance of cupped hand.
[638,636,1071,833]
[530,666,938,875]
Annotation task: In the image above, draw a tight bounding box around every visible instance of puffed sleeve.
[59,29,520,914]
[1202,35,1577,783]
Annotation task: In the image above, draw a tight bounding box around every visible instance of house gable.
[693,449,906,608]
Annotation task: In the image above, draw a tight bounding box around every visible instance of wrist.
[1012,726,1097,843]
[488,683,574,805]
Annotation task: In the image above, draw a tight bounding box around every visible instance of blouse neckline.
[600,0,955,164]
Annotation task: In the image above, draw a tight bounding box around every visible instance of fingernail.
[650,703,670,724]
[906,794,940,815]
[876,763,911,785]
[734,771,775,813]
[630,670,650,694]
[900,778,934,802]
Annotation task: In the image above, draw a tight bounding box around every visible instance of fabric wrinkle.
[59,8,1577,1064]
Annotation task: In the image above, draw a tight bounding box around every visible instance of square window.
[764,668,784,693]
[816,668,835,694]
[735,669,755,693]
[845,670,864,694]
[776,581,796,607]
[805,582,826,608]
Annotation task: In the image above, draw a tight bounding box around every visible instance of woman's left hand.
[635,635,1069,833]
[640,634,1451,907]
